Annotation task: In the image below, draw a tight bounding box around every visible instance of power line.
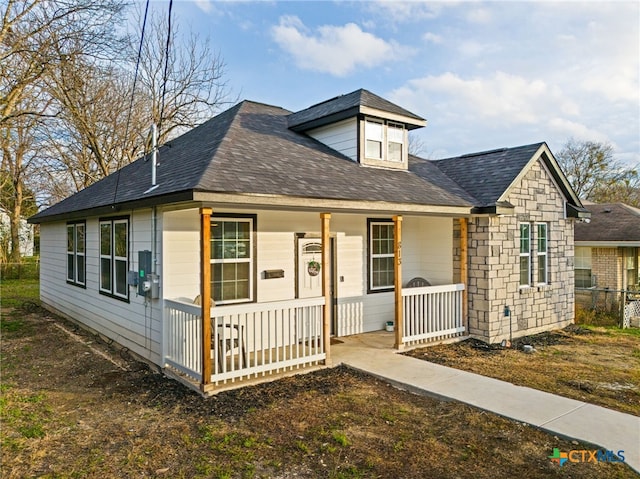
[157,0,174,139]
[112,0,150,206]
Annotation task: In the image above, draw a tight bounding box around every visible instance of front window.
[537,223,548,284]
[370,221,395,291]
[66,221,85,287]
[519,223,531,286]
[100,218,129,300]
[575,246,592,288]
[211,218,253,304]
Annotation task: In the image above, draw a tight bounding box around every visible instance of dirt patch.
[405,326,640,416]
[2,306,637,478]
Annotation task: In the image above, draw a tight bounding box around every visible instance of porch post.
[459,218,469,325]
[320,213,333,366]
[393,215,403,350]
[200,207,212,389]
[321,212,332,365]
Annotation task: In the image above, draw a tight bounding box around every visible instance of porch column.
[321,212,332,365]
[459,218,469,324]
[200,207,212,389]
[393,215,403,350]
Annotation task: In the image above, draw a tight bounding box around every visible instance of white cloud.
[423,32,443,44]
[194,0,213,14]
[398,71,578,125]
[466,7,491,24]
[364,1,444,23]
[271,16,404,76]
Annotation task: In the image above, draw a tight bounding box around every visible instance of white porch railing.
[163,297,326,387]
[164,299,203,382]
[402,283,466,345]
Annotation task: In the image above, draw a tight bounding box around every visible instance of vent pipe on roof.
[151,123,158,187]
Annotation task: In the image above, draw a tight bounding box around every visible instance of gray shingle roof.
[30,100,470,223]
[575,203,640,243]
[433,143,546,208]
[287,88,425,131]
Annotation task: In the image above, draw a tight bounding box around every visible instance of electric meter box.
[138,250,152,296]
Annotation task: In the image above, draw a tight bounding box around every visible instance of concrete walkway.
[331,332,640,473]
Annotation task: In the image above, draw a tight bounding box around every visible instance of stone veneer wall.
[467,159,575,343]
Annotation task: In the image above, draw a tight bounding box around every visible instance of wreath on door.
[307,260,321,277]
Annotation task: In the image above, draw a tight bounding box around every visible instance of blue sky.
[152,1,638,167]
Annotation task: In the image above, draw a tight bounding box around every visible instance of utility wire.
[157,0,173,139]
[112,0,150,206]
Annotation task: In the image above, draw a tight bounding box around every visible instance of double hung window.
[369,221,395,291]
[519,222,549,287]
[100,218,129,299]
[574,247,592,288]
[364,119,405,163]
[66,221,85,287]
[211,218,253,304]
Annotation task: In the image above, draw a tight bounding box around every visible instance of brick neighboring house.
[574,202,640,293]
[29,89,588,392]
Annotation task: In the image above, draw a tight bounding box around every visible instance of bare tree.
[0,0,125,259]
[41,7,234,200]
[135,9,233,144]
[556,138,637,202]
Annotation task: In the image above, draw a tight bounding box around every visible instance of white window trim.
[387,121,404,163]
[66,222,85,286]
[210,217,254,305]
[536,223,548,285]
[99,218,129,300]
[364,117,406,163]
[369,220,395,291]
[519,223,531,288]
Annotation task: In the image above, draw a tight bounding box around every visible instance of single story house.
[29,89,588,393]
[574,202,640,291]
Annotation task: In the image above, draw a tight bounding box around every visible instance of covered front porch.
[161,209,469,394]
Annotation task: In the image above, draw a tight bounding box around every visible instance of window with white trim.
[519,223,531,286]
[100,218,129,299]
[537,223,548,284]
[66,221,85,287]
[369,220,395,291]
[364,118,406,163]
[575,246,592,288]
[211,218,253,304]
[519,222,550,287]
[387,122,404,162]
[365,119,383,159]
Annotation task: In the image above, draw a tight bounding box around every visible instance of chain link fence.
[1,259,40,280]
[576,287,640,328]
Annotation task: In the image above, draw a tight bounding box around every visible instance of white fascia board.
[193,192,470,217]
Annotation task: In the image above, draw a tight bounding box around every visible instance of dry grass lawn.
[1,282,638,478]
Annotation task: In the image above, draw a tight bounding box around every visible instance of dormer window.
[387,122,403,162]
[365,119,383,159]
[363,118,406,167]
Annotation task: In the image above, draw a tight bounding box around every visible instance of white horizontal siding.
[39,210,164,365]
[308,118,357,161]
[162,209,200,301]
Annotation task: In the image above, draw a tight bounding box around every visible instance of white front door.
[297,238,323,298]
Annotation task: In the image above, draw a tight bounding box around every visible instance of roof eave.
[28,190,195,224]
[289,105,426,132]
